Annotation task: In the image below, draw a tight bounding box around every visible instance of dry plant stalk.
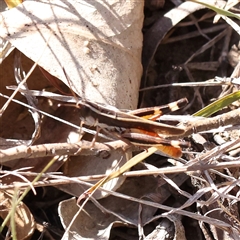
[180,107,240,137]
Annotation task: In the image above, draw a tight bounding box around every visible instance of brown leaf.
[0,0,143,108]
[59,167,159,239]
[0,191,35,240]
[59,149,130,199]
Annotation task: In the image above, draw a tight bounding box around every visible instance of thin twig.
[0,140,132,164]
[180,108,240,138]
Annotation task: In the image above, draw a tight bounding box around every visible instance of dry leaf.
[0,0,144,108]
[0,191,35,240]
[59,167,159,239]
[59,198,122,240]
[141,0,226,89]
[59,149,130,199]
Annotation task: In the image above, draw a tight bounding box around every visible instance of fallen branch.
[0,140,131,164]
[179,108,240,138]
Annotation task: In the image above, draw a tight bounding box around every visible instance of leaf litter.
[0,0,240,239]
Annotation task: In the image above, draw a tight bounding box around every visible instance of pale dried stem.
[177,107,240,138]
[0,140,132,164]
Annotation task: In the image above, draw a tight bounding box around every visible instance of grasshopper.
[6,88,189,158]
[75,97,188,158]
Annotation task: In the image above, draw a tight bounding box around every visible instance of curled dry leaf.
[141,0,226,89]
[0,0,144,108]
[59,198,120,240]
[0,52,50,150]
[59,167,159,239]
[0,191,35,240]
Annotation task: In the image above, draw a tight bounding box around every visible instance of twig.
[0,140,131,164]
[178,108,240,138]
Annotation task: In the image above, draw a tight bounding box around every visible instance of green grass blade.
[193,91,240,117]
